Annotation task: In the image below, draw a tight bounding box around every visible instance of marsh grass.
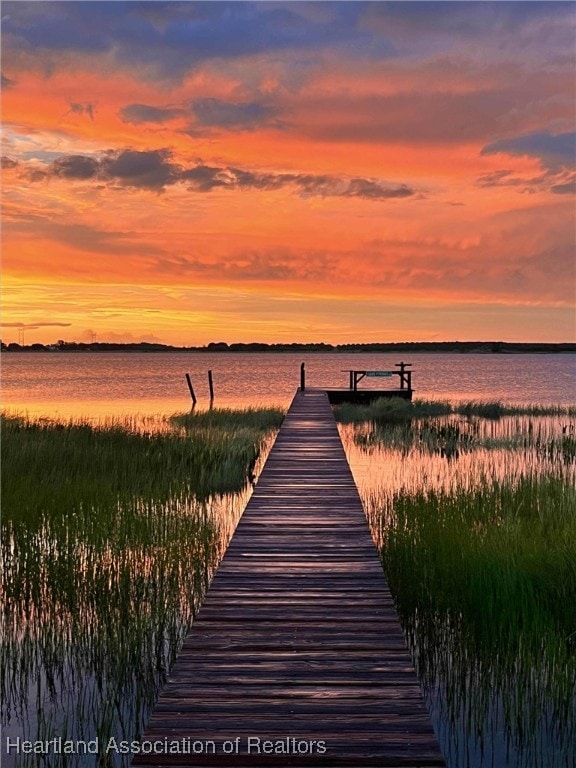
[4,406,284,509]
[171,405,285,431]
[334,397,576,424]
[351,410,576,767]
[1,407,283,766]
[370,477,576,767]
[347,410,576,470]
[369,477,576,645]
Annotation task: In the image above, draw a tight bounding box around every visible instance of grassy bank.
[1,407,283,766]
[354,409,576,767]
[334,396,576,424]
[3,407,285,514]
[370,476,576,765]
[369,476,576,651]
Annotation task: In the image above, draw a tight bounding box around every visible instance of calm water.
[2,352,575,418]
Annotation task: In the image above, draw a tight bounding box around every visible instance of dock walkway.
[133,389,444,767]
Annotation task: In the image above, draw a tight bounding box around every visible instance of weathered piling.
[208,369,215,402]
[185,373,197,406]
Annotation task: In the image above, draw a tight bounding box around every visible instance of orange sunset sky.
[2,1,575,345]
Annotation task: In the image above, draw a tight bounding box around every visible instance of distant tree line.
[2,340,575,354]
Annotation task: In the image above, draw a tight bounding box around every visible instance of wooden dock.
[133,390,445,767]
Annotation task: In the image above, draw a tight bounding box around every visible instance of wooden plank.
[132,390,444,767]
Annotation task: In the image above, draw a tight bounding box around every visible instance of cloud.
[1,321,71,328]
[28,148,181,190]
[100,148,179,189]
[477,169,516,187]
[1,156,18,169]
[476,168,553,194]
[119,98,279,132]
[294,86,566,145]
[551,177,576,195]
[3,0,572,120]
[1,73,15,89]
[477,133,576,195]
[361,1,571,38]
[202,162,413,200]
[155,248,334,283]
[179,163,416,200]
[52,155,99,180]
[22,148,185,191]
[190,97,278,130]
[1,2,377,82]
[30,149,416,199]
[5,1,569,83]
[5,214,166,257]
[80,329,164,344]
[214,166,284,192]
[149,217,575,303]
[180,164,232,192]
[2,1,121,53]
[66,101,95,120]
[481,131,575,171]
[120,103,184,124]
[341,178,413,200]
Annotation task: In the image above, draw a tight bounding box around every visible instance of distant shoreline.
[3,341,575,354]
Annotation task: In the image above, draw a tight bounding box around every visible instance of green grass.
[350,415,576,462]
[3,407,284,517]
[1,407,284,766]
[364,473,576,766]
[345,404,576,765]
[371,477,576,645]
[171,405,285,431]
[334,397,576,424]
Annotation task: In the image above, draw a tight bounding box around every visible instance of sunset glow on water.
[3,352,575,421]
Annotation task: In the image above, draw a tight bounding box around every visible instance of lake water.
[2,352,575,419]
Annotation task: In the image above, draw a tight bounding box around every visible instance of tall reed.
[1,407,283,767]
[334,397,576,424]
[356,412,576,768]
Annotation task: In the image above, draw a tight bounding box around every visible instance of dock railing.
[342,361,412,392]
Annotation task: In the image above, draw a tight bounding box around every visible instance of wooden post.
[185,373,197,407]
[349,371,354,391]
[300,362,306,391]
[395,361,412,390]
[208,370,214,402]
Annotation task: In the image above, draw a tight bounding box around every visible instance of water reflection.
[340,414,576,768]
[341,414,576,502]
[3,352,575,420]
